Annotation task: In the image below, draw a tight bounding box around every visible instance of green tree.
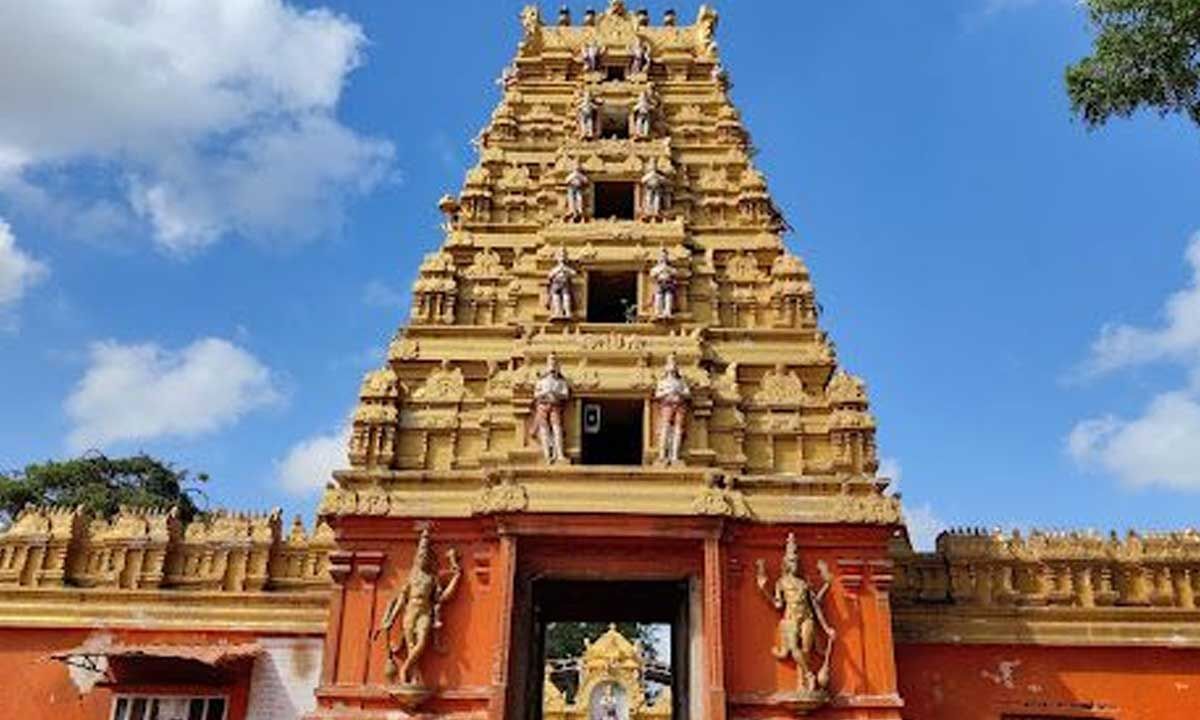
[0,453,208,525]
[1066,0,1200,128]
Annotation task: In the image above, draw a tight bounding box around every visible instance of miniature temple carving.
[375,527,462,697]
[531,354,570,463]
[542,625,671,720]
[655,353,691,464]
[755,533,836,700]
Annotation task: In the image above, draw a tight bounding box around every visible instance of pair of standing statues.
[530,352,690,466]
[375,529,837,701]
[545,247,677,321]
[563,160,668,222]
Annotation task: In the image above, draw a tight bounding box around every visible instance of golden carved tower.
[328,2,891,523]
[313,5,903,718]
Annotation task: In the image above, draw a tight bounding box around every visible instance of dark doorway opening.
[594,181,635,219]
[605,65,627,82]
[587,271,637,322]
[580,398,643,465]
[527,579,689,720]
[600,106,630,139]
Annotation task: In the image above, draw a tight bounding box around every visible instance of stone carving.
[640,160,668,220]
[471,475,530,515]
[577,90,601,140]
[692,474,751,518]
[546,247,577,318]
[655,353,691,464]
[753,364,807,406]
[628,37,651,75]
[531,354,570,463]
[648,247,677,319]
[580,41,603,71]
[632,88,655,139]
[755,533,836,698]
[893,527,1200,611]
[376,527,463,694]
[565,161,590,221]
[697,5,719,56]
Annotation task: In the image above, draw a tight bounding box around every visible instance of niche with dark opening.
[600,105,630,139]
[587,271,637,322]
[605,65,627,82]
[580,398,643,466]
[526,579,689,720]
[593,182,635,220]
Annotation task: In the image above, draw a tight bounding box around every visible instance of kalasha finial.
[663,9,677,26]
[558,5,571,25]
[583,8,596,26]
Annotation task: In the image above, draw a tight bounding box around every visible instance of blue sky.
[2,1,1199,547]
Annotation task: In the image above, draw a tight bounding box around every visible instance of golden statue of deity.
[375,527,462,688]
[755,533,836,694]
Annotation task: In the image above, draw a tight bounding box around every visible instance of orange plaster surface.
[315,517,507,716]
[896,642,1200,720]
[0,627,258,720]
[724,524,903,719]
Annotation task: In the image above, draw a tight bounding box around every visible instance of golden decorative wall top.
[0,504,333,594]
[891,528,1200,647]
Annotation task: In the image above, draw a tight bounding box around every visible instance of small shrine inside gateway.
[307,3,902,718]
[541,625,672,720]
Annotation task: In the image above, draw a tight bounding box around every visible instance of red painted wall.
[0,627,260,720]
[896,643,1200,720]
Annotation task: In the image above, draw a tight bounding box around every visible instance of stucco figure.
[531,353,570,463]
[375,527,462,687]
[655,353,691,464]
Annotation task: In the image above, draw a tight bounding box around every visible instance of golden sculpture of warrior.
[375,527,462,686]
[755,533,836,693]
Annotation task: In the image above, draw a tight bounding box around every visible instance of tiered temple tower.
[311,4,903,718]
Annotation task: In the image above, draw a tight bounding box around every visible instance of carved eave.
[322,467,901,525]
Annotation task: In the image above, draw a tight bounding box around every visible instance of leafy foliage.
[1066,0,1200,128]
[0,453,207,524]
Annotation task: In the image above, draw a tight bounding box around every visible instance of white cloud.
[1068,392,1200,491]
[362,279,407,310]
[904,503,947,552]
[65,337,281,450]
[879,456,948,552]
[1068,234,1200,490]
[276,421,349,495]
[0,217,48,322]
[0,0,393,253]
[1081,235,1200,376]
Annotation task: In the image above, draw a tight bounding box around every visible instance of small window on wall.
[112,695,227,720]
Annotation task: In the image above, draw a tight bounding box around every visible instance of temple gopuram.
[2,4,1199,720]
